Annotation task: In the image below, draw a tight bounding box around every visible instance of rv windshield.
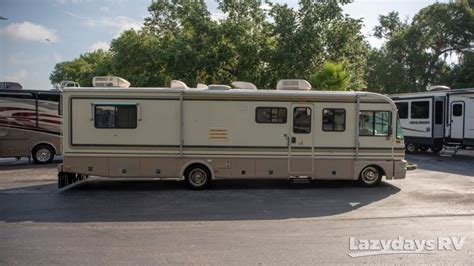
[396,116,404,140]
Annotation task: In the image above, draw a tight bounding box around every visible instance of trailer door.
[288,105,314,176]
[450,102,464,140]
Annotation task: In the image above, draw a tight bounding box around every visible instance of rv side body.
[60,88,406,186]
[0,89,61,162]
[391,88,474,151]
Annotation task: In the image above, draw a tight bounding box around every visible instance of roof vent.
[92,76,130,88]
[276,79,311,91]
[208,85,231,90]
[231,81,257,90]
[196,83,208,89]
[170,80,188,89]
[427,85,451,91]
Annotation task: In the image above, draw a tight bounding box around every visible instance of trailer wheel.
[430,145,442,153]
[405,143,418,153]
[358,166,382,187]
[32,144,55,164]
[185,164,211,190]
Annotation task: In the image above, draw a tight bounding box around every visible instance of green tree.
[309,61,351,91]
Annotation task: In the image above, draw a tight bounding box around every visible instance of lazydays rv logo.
[348,236,466,257]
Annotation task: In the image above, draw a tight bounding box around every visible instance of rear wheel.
[358,166,382,187]
[185,165,211,190]
[32,144,55,164]
[431,145,443,153]
[405,143,418,153]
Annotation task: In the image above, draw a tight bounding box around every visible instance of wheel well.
[31,142,56,156]
[360,164,386,178]
[183,163,212,179]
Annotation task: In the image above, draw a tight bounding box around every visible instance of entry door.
[288,105,314,175]
[450,102,464,139]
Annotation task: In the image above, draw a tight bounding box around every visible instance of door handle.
[291,137,296,144]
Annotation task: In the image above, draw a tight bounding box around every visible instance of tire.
[405,143,418,153]
[32,144,55,164]
[430,145,443,153]
[185,165,211,190]
[358,166,382,187]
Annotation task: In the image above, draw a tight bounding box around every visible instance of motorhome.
[58,80,407,189]
[391,87,474,154]
[0,89,61,163]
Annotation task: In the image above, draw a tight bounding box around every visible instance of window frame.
[255,107,287,124]
[359,110,393,137]
[322,108,346,132]
[94,103,138,129]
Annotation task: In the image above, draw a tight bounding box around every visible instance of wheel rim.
[189,168,207,187]
[361,167,380,184]
[406,143,416,153]
[36,148,52,163]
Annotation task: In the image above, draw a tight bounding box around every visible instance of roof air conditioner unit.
[196,83,208,89]
[170,80,188,89]
[276,79,311,91]
[231,81,257,90]
[427,85,451,91]
[92,76,130,88]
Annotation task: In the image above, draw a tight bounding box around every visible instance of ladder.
[440,143,461,157]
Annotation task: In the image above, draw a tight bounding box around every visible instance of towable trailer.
[58,80,406,189]
[391,87,474,154]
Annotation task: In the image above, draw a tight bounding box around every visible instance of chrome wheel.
[188,168,208,187]
[36,148,52,163]
[360,166,381,186]
[406,143,417,153]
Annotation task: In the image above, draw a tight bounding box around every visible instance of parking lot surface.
[0,152,473,264]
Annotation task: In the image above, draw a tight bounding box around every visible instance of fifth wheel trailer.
[58,80,407,189]
[391,88,474,153]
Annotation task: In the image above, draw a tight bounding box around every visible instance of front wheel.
[405,143,418,153]
[358,166,382,187]
[185,165,211,190]
[32,145,55,164]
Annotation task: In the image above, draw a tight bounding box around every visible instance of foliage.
[309,61,351,91]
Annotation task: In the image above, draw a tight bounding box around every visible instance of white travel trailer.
[58,80,407,189]
[0,89,61,163]
[391,87,474,154]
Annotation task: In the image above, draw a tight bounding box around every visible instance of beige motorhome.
[58,80,407,189]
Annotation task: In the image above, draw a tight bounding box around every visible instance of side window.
[452,104,462,117]
[435,101,443,124]
[293,107,311,134]
[359,111,392,136]
[322,108,345,131]
[95,104,137,129]
[395,102,408,119]
[38,93,60,102]
[411,101,429,119]
[255,107,287,123]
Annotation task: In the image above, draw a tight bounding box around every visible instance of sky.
[0,0,449,90]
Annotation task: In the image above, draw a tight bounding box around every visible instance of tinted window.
[0,92,33,99]
[395,102,408,119]
[452,104,462,117]
[359,111,392,136]
[411,101,429,119]
[255,107,287,123]
[293,107,311,134]
[95,105,137,128]
[38,93,60,102]
[435,101,443,124]
[322,108,345,131]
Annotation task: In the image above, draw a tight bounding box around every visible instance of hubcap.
[406,144,416,153]
[189,169,207,186]
[36,148,52,163]
[361,167,379,184]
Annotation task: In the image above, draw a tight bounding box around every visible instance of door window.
[452,104,463,117]
[293,107,311,134]
[435,101,443,124]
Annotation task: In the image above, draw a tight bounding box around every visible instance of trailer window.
[411,101,429,119]
[322,108,345,131]
[95,105,137,129]
[255,107,287,123]
[293,107,311,134]
[395,102,408,119]
[435,101,443,124]
[396,116,404,140]
[359,111,392,136]
[452,104,462,117]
